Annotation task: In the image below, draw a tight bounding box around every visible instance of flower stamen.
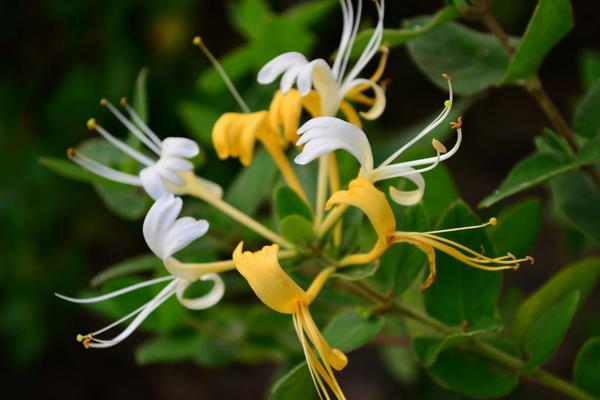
[193,36,251,113]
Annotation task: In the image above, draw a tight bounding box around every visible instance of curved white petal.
[161,137,199,158]
[295,117,373,172]
[382,167,426,206]
[311,60,340,116]
[341,78,386,120]
[176,274,225,310]
[257,52,308,85]
[162,218,209,258]
[140,167,170,200]
[281,64,305,93]
[143,194,181,258]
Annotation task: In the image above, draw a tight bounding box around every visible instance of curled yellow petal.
[232,242,308,314]
[326,178,396,266]
[212,111,269,165]
[339,100,362,128]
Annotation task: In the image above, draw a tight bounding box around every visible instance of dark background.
[2,0,599,398]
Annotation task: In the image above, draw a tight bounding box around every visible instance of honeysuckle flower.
[258,0,387,120]
[326,178,395,265]
[56,195,225,348]
[295,76,460,206]
[233,242,347,400]
[325,179,533,290]
[69,98,222,200]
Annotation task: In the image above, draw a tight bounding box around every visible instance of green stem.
[348,282,593,400]
[480,11,600,189]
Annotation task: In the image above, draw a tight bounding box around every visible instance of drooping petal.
[143,194,182,259]
[295,117,373,174]
[175,273,225,310]
[311,60,341,116]
[340,78,386,120]
[211,111,268,165]
[326,178,396,266]
[161,137,200,158]
[232,242,308,314]
[257,52,309,86]
[370,165,426,206]
[139,167,170,200]
[162,217,209,258]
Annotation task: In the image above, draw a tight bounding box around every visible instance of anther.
[380,78,392,91]
[450,116,463,130]
[442,73,452,81]
[380,45,389,54]
[86,118,97,130]
[489,217,497,226]
[432,139,447,153]
[526,256,535,264]
[444,99,452,108]
[120,97,128,106]
[192,36,202,46]
[100,98,108,106]
[67,148,77,158]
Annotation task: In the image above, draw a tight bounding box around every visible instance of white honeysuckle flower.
[56,195,224,349]
[69,98,222,200]
[295,78,461,205]
[257,0,386,119]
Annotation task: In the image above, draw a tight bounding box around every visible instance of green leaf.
[414,338,518,398]
[286,0,336,28]
[275,186,312,221]
[407,19,516,96]
[39,157,125,188]
[479,139,600,208]
[279,215,313,245]
[414,318,503,367]
[490,198,541,257]
[225,148,277,216]
[135,334,203,365]
[198,45,256,93]
[90,254,161,287]
[94,183,148,220]
[523,290,579,370]
[423,200,502,326]
[504,0,574,82]
[513,257,600,343]
[574,79,600,138]
[552,171,600,242]
[269,362,315,400]
[333,261,379,281]
[228,0,270,40]
[323,311,385,352]
[133,67,149,123]
[350,6,460,57]
[579,48,600,89]
[574,337,600,396]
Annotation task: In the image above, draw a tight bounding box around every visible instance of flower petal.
[143,194,181,258]
[295,117,373,173]
[232,242,308,314]
[257,52,308,85]
[161,137,199,158]
[176,274,225,310]
[341,78,386,120]
[140,167,170,200]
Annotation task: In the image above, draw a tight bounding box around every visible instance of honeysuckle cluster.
[57,1,533,399]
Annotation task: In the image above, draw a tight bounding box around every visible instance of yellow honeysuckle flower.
[324,180,533,290]
[233,242,348,400]
[326,178,395,266]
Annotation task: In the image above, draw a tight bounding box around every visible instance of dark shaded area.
[2,0,599,399]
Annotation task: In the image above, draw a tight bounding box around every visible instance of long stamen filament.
[193,36,251,114]
[424,217,497,235]
[100,98,161,155]
[68,148,141,186]
[120,98,164,148]
[87,118,156,167]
